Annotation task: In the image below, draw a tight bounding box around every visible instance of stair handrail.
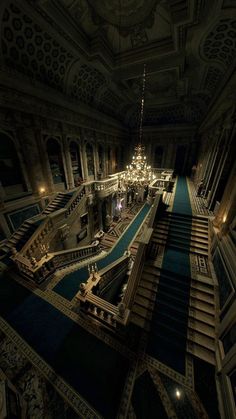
[20,209,66,259]
[12,240,101,282]
[122,194,162,310]
[74,253,131,327]
[64,185,86,217]
[18,186,86,260]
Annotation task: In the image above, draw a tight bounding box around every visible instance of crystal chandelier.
[125,144,152,186]
[123,64,154,187]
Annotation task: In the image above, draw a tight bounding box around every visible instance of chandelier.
[124,144,153,186]
[123,64,154,187]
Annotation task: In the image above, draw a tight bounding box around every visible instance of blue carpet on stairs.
[54,203,150,301]
[147,177,192,375]
[0,273,130,418]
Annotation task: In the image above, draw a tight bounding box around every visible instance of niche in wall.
[46,138,65,185]
[86,143,94,176]
[0,132,26,195]
[70,141,83,186]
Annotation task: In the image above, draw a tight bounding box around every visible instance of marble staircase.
[131,212,216,366]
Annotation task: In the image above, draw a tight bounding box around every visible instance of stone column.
[98,199,103,230]
[37,132,54,194]
[204,128,223,197]
[208,124,234,209]
[81,141,88,181]
[62,135,74,189]
[18,128,45,194]
[93,139,100,180]
[213,160,236,236]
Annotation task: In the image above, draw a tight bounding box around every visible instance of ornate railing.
[51,241,100,269]
[19,186,87,261]
[75,254,130,328]
[12,241,100,283]
[65,185,85,217]
[94,178,119,198]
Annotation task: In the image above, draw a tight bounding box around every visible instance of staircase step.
[189,308,215,326]
[188,318,215,338]
[137,287,157,301]
[154,226,208,241]
[164,212,209,225]
[190,289,214,304]
[190,298,215,315]
[132,303,153,321]
[135,294,155,310]
[156,220,208,235]
[188,329,215,352]
[187,342,215,365]
[152,237,209,256]
[191,280,214,295]
[153,234,208,251]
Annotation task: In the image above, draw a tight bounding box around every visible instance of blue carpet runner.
[54,203,150,300]
[147,177,192,375]
[0,273,129,418]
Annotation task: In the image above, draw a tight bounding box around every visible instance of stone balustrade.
[12,240,100,283]
[94,178,119,198]
[75,253,131,328]
[51,241,100,269]
[65,185,85,217]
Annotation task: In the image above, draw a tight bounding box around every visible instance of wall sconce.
[39,187,46,194]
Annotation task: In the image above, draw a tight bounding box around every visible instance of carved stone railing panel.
[65,185,86,217]
[19,187,87,261]
[94,178,119,198]
[12,241,100,284]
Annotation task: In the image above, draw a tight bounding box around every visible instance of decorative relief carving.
[71,63,105,105]
[2,2,75,91]
[203,66,224,93]
[201,18,236,67]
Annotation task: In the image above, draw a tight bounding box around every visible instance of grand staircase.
[0,219,41,254]
[42,192,74,215]
[131,210,216,369]
[152,212,209,256]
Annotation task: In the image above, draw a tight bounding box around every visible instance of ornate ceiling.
[0,0,236,128]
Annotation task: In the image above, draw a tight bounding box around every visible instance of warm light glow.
[223,214,227,223]
[175,389,181,399]
[123,64,153,187]
[39,187,46,193]
[123,144,153,187]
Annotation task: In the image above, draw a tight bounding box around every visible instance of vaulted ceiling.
[1,0,236,128]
